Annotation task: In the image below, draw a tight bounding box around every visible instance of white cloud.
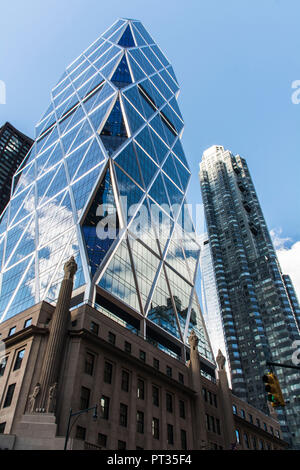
[270,228,300,302]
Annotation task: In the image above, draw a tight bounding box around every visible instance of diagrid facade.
[0,19,213,366]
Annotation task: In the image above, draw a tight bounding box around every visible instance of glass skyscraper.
[0,19,213,369]
[199,145,300,448]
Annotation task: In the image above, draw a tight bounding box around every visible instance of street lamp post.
[64,404,98,450]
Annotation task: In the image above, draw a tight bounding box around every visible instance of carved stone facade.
[0,294,287,450]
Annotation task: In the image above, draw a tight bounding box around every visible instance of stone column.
[188,330,208,449]
[216,349,237,449]
[35,256,77,413]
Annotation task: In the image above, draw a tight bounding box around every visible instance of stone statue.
[28,382,41,413]
[46,382,57,413]
[216,349,226,370]
[188,330,199,350]
[63,256,78,280]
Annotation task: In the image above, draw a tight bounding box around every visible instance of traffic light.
[262,373,285,408]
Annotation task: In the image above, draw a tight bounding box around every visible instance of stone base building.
[0,259,287,451]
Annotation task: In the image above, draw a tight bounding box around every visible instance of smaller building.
[0,258,287,451]
[232,395,286,450]
[0,122,33,215]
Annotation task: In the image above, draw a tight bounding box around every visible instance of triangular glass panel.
[170,97,183,121]
[100,52,123,80]
[161,104,183,135]
[92,46,116,71]
[9,185,35,226]
[89,99,112,132]
[73,66,96,91]
[100,97,128,156]
[128,235,160,308]
[118,24,136,48]
[59,106,85,135]
[150,45,169,67]
[172,154,191,192]
[40,127,60,154]
[71,165,104,217]
[102,19,126,40]
[162,154,181,189]
[0,237,4,271]
[172,139,190,170]
[165,265,193,336]
[123,86,145,116]
[42,229,80,303]
[68,120,93,154]
[40,164,68,204]
[134,142,158,189]
[61,122,83,155]
[163,174,183,220]
[165,227,189,277]
[129,49,156,76]
[134,126,158,163]
[4,216,34,266]
[7,221,36,269]
[13,162,35,195]
[177,200,196,235]
[148,173,170,212]
[149,128,169,164]
[149,115,168,147]
[181,233,200,283]
[114,165,144,224]
[35,110,54,138]
[74,140,105,181]
[141,47,162,71]
[140,78,164,108]
[66,141,91,181]
[89,41,110,64]
[129,198,160,256]
[1,256,36,322]
[114,142,142,187]
[0,209,8,238]
[127,55,146,82]
[98,238,141,312]
[151,74,172,101]
[133,22,155,46]
[35,127,55,156]
[42,143,64,173]
[38,191,72,247]
[122,96,145,135]
[151,204,174,256]
[82,167,119,277]
[56,93,79,122]
[38,231,71,298]
[77,75,99,101]
[160,69,179,94]
[131,24,147,46]
[147,265,181,340]
[138,87,156,120]
[108,24,127,44]
[36,145,56,177]
[0,256,32,322]
[111,54,132,89]
[166,65,179,86]
[83,82,114,114]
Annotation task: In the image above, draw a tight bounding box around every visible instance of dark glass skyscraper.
[0,19,214,372]
[199,145,300,448]
[0,122,33,215]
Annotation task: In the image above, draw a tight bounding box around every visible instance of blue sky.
[0,0,299,295]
